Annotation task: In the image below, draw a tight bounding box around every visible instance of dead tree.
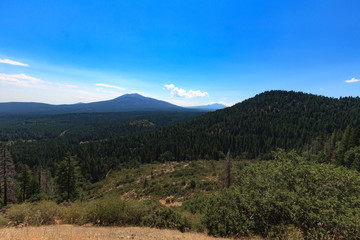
[34,166,55,196]
[221,151,233,189]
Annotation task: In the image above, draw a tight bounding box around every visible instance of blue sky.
[0,0,360,106]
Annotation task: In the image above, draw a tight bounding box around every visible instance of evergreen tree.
[335,125,353,165]
[0,145,16,205]
[56,153,82,201]
[17,163,39,202]
[18,163,31,202]
[350,125,360,148]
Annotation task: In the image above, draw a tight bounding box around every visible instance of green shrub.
[80,195,189,232]
[140,201,189,232]
[32,201,59,225]
[60,202,88,225]
[0,215,9,228]
[204,150,360,239]
[6,203,32,225]
[4,195,195,233]
[176,211,205,233]
[6,201,59,226]
[267,224,304,240]
[182,194,211,214]
[203,189,255,237]
[84,195,130,225]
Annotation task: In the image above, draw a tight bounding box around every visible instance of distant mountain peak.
[120,93,143,97]
[0,93,188,114]
[188,103,227,111]
[113,93,143,100]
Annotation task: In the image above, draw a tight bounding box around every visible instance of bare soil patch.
[0,225,248,240]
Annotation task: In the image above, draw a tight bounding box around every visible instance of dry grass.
[0,225,263,240]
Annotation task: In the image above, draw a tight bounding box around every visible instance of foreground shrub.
[204,150,360,239]
[5,203,32,226]
[0,215,8,228]
[176,211,205,232]
[59,202,88,225]
[84,195,132,225]
[78,195,189,232]
[140,201,189,231]
[6,201,59,226]
[6,196,196,233]
[181,194,211,214]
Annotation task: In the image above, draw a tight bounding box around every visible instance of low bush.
[181,194,211,214]
[6,201,59,226]
[59,202,88,225]
[5,203,32,226]
[203,150,360,239]
[5,195,196,233]
[0,215,8,228]
[140,201,189,232]
[84,195,134,226]
[81,195,189,232]
[176,210,205,233]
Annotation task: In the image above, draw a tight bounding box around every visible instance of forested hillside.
[72,90,360,167]
[165,90,360,159]
[5,90,360,183]
[0,111,202,141]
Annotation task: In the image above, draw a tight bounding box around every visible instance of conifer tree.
[17,163,39,202]
[56,152,82,201]
[0,145,16,205]
[18,163,31,202]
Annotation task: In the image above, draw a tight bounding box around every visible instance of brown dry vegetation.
[90,160,223,203]
[0,225,262,240]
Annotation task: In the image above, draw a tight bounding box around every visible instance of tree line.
[0,144,82,205]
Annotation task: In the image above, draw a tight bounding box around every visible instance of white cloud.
[0,73,46,88]
[0,58,28,67]
[66,84,78,88]
[95,83,126,91]
[345,78,360,83]
[164,84,209,98]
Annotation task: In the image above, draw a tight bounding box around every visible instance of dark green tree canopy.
[56,153,82,202]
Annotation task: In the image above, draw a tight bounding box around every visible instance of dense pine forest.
[1,90,360,239]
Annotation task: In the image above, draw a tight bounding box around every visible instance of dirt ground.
[0,225,261,240]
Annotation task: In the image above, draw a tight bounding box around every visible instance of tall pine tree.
[56,152,82,201]
[0,145,16,205]
[17,163,39,202]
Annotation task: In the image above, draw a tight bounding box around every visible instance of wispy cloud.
[0,73,46,88]
[345,78,360,83]
[66,84,78,88]
[95,83,126,91]
[164,84,209,98]
[0,58,29,67]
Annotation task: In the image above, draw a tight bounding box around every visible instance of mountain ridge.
[0,94,191,114]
